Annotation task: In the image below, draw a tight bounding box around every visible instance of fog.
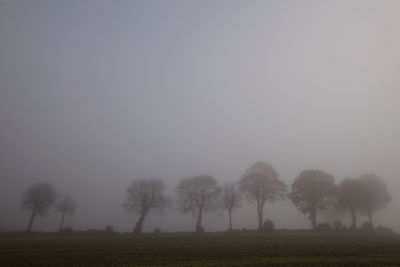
[1,0,400,233]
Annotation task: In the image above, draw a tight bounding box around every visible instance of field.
[1,233,400,266]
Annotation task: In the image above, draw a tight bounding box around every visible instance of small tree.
[239,162,287,231]
[288,169,336,229]
[22,182,57,232]
[357,174,391,227]
[55,195,77,232]
[175,175,221,233]
[123,178,170,234]
[220,182,241,232]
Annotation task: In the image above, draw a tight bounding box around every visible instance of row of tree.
[22,183,77,232]
[21,161,391,233]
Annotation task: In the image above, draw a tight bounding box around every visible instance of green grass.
[1,233,400,266]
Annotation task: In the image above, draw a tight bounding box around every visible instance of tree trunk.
[257,201,264,231]
[196,207,203,233]
[310,206,317,229]
[228,210,232,232]
[350,209,357,229]
[133,209,148,234]
[367,210,373,227]
[59,211,66,232]
[26,212,36,232]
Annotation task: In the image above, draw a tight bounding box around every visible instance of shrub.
[105,225,114,233]
[316,223,332,231]
[375,226,394,234]
[260,220,275,232]
[333,221,345,231]
[360,222,374,232]
[61,226,73,233]
[153,227,161,234]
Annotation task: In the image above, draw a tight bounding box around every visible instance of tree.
[123,178,170,234]
[220,182,241,232]
[239,162,287,231]
[357,174,391,226]
[55,195,77,232]
[337,178,361,228]
[288,169,336,229]
[22,182,57,232]
[175,175,221,233]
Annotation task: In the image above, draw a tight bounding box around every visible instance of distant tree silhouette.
[55,195,77,232]
[337,178,362,228]
[123,178,170,234]
[175,175,221,233]
[239,162,287,231]
[289,169,336,229]
[22,182,57,232]
[357,174,391,227]
[220,182,241,232]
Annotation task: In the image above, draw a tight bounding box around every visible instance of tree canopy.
[124,178,170,233]
[240,162,287,230]
[289,169,336,229]
[176,175,221,233]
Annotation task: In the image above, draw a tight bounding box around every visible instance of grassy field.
[1,233,400,266]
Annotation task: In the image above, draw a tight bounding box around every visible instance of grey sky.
[1,0,400,232]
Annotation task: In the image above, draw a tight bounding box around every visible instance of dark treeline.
[20,161,392,234]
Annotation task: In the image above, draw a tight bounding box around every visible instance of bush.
[375,226,394,234]
[196,225,205,234]
[360,222,374,232]
[333,221,345,231]
[153,227,161,234]
[260,220,275,232]
[316,223,333,231]
[105,225,114,233]
[61,226,73,233]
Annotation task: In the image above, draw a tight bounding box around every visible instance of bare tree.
[357,174,391,226]
[288,169,336,229]
[55,195,77,232]
[123,178,170,234]
[239,162,287,231]
[175,175,221,233]
[337,178,362,228]
[22,182,57,232]
[220,182,241,232]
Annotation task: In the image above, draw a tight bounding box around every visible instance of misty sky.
[1,0,400,232]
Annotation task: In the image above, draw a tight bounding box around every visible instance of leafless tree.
[175,175,221,233]
[357,174,391,226]
[220,182,241,232]
[288,169,336,229]
[22,182,57,232]
[123,178,170,234]
[239,162,287,231]
[55,195,77,232]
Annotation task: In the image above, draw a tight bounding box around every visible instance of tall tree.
[220,182,241,232]
[55,195,77,232]
[239,162,287,231]
[357,174,391,226]
[123,178,170,234]
[337,178,361,228]
[288,169,336,229]
[175,175,221,233]
[22,182,57,232]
